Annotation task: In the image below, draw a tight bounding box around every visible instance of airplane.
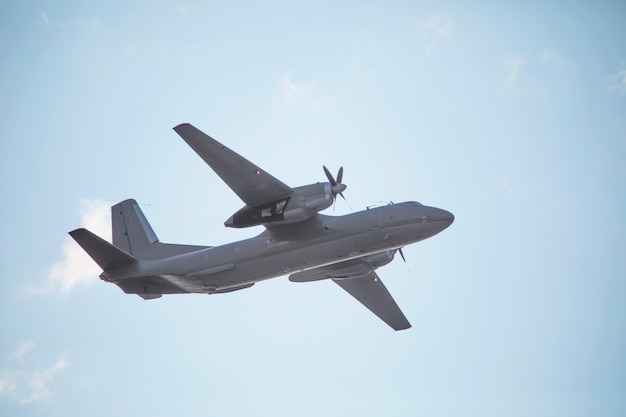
[69,124,454,330]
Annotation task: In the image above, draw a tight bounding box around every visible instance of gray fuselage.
[103,202,453,294]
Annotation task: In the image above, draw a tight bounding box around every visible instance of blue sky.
[1,1,625,416]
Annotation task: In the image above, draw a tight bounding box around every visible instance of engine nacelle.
[224,183,334,228]
[329,250,396,280]
[289,250,396,282]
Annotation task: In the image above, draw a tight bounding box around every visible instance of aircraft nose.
[439,209,454,226]
[427,207,454,231]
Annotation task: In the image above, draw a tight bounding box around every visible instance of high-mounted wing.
[333,272,411,331]
[173,123,292,206]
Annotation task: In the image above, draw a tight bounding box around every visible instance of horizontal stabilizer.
[69,228,136,271]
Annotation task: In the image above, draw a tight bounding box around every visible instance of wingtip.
[173,122,191,131]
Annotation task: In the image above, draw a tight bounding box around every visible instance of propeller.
[396,247,411,273]
[323,165,348,204]
[398,248,406,263]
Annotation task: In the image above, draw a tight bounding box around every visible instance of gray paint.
[69,124,454,330]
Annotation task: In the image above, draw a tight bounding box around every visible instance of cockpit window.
[261,207,273,217]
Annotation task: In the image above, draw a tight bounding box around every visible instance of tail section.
[112,199,158,256]
[112,199,209,260]
[69,228,136,271]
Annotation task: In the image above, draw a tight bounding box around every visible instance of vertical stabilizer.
[112,199,158,256]
[112,199,209,260]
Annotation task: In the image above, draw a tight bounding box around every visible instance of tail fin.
[112,199,209,260]
[69,228,136,271]
[112,199,158,256]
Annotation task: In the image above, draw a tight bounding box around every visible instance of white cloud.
[502,55,526,85]
[39,10,51,25]
[276,72,321,109]
[21,358,67,404]
[608,63,626,96]
[38,10,65,28]
[540,50,566,67]
[1,343,67,404]
[77,198,111,238]
[153,45,169,57]
[501,173,516,197]
[80,18,101,31]
[40,10,99,30]
[28,199,111,295]
[12,341,35,363]
[416,14,453,37]
[177,4,193,13]
[0,371,19,398]
[414,14,453,56]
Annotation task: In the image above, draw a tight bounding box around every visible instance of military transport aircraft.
[70,124,453,330]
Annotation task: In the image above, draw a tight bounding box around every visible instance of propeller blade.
[323,165,336,186]
[339,193,351,210]
[398,248,406,263]
[323,165,349,208]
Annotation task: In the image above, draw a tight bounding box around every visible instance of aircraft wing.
[333,272,411,331]
[173,123,292,206]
